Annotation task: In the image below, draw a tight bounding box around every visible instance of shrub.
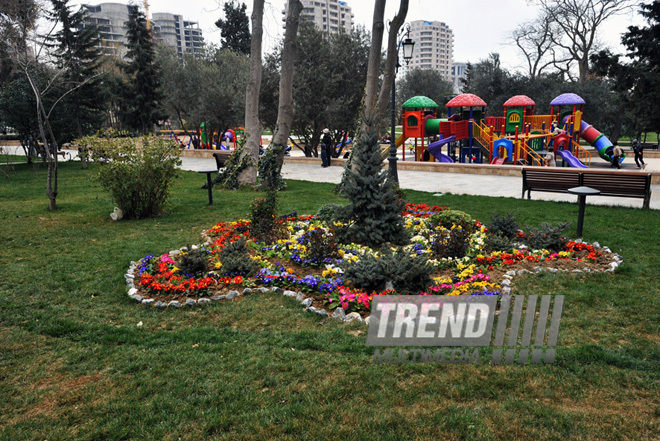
[315,203,342,224]
[87,135,181,219]
[177,247,209,277]
[522,222,571,252]
[430,218,473,259]
[299,227,338,265]
[249,190,281,243]
[388,249,433,295]
[487,212,520,239]
[485,233,514,252]
[429,209,474,231]
[341,248,432,294]
[219,238,260,276]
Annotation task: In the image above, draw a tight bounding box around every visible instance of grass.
[1,161,659,440]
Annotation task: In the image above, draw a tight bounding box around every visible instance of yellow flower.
[214,262,223,269]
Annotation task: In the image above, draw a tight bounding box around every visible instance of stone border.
[126,239,621,325]
[126,259,367,323]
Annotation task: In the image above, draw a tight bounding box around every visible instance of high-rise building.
[152,13,204,58]
[407,20,454,81]
[283,0,355,34]
[80,3,204,59]
[80,3,131,59]
[452,62,468,93]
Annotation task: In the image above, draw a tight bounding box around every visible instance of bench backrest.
[523,167,651,196]
[213,151,232,169]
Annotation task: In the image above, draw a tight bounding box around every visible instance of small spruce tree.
[336,119,409,248]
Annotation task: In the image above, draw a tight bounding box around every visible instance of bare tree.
[376,0,409,130]
[269,0,303,174]
[3,0,98,210]
[511,16,557,79]
[238,0,264,186]
[534,0,636,83]
[361,0,387,130]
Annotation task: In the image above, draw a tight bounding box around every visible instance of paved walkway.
[3,145,658,209]
[175,149,660,210]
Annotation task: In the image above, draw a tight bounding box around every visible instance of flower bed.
[129,203,619,315]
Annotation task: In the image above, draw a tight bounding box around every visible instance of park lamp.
[389,25,415,184]
[402,37,415,63]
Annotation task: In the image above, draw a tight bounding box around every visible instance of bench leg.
[643,194,650,209]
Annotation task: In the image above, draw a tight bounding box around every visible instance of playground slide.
[428,135,456,163]
[564,116,624,165]
[490,157,507,165]
[395,134,405,148]
[556,149,588,168]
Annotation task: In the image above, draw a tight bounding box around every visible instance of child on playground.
[545,147,556,167]
[611,145,623,169]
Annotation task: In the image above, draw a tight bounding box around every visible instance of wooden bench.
[522,167,652,208]
[212,151,232,170]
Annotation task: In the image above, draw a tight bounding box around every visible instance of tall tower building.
[407,20,454,81]
[80,3,204,59]
[80,3,131,59]
[151,13,204,58]
[283,0,355,34]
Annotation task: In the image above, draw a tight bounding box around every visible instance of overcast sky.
[73,0,644,70]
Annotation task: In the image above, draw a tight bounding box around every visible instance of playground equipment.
[565,117,624,166]
[427,135,456,162]
[393,91,616,168]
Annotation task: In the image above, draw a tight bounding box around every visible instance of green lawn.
[1,162,659,440]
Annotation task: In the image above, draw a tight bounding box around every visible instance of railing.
[473,121,496,160]
[523,115,554,132]
[518,139,545,167]
[572,140,591,167]
[484,116,505,133]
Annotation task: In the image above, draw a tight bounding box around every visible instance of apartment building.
[452,61,468,93]
[152,13,204,58]
[80,3,204,59]
[407,20,454,81]
[283,0,355,34]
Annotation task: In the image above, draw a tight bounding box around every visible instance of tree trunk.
[360,0,387,135]
[271,0,303,168]
[376,0,409,133]
[239,0,265,186]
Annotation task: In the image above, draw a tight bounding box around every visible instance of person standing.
[612,144,623,169]
[545,147,556,167]
[632,139,646,169]
[321,128,333,168]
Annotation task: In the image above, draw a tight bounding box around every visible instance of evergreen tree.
[336,120,409,248]
[122,5,162,134]
[215,1,251,55]
[48,0,105,141]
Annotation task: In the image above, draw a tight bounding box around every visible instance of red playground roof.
[446,93,487,108]
[503,95,536,107]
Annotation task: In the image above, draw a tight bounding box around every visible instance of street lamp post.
[389,24,415,184]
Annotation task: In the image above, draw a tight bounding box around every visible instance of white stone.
[345,312,363,323]
[128,288,138,296]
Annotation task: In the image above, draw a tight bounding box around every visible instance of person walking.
[632,139,646,169]
[611,144,623,169]
[321,128,333,168]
